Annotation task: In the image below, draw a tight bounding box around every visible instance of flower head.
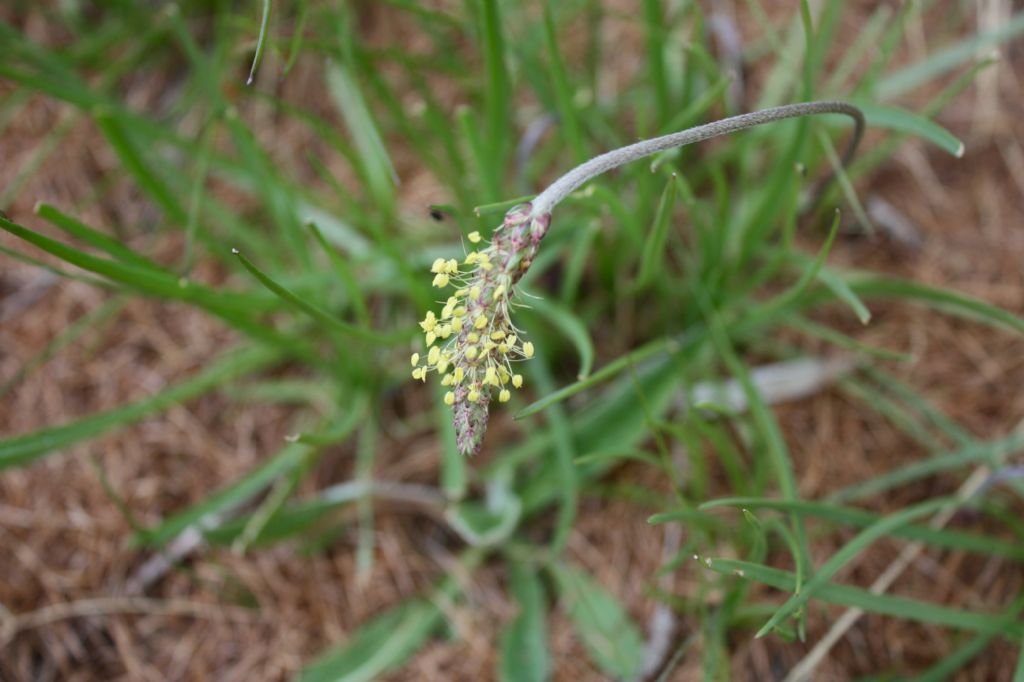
[411,202,551,455]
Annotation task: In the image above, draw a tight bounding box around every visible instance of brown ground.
[2,2,1024,681]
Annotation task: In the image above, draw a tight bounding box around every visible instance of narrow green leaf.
[542,1,586,163]
[479,0,511,167]
[524,297,594,380]
[846,276,1024,336]
[635,174,677,289]
[859,103,964,158]
[498,563,549,682]
[1,346,277,470]
[829,433,1024,504]
[298,600,443,682]
[247,0,272,85]
[755,497,954,637]
[232,249,400,343]
[35,203,160,269]
[709,559,1024,637]
[695,497,1024,560]
[325,60,397,209]
[551,563,644,680]
[877,12,1024,99]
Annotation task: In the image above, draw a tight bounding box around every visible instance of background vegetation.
[2,0,1023,679]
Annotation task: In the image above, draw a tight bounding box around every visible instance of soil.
[2,2,1023,681]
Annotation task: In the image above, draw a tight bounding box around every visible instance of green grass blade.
[524,297,594,380]
[542,1,586,163]
[912,594,1024,682]
[515,334,682,419]
[754,497,954,637]
[0,346,278,470]
[325,60,397,210]
[635,173,677,290]
[693,497,1024,560]
[94,112,187,225]
[859,103,964,158]
[529,347,578,554]
[298,600,444,682]
[877,12,1024,99]
[498,562,550,682]
[247,0,272,85]
[551,563,644,680]
[232,249,401,343]
[35,203,160,269]
[708,559,1024,637]
[829,433,1024,504]
[846,276,1024,335]
[479,0,511,168]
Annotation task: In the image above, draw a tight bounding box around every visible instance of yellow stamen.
[474,314,487,329]
[410,353,419,367]
[432,273,449,288]
[468,231,482,243]
[522,341,535,358]
[444,391,455,406]
[499,389,511,403]
[512,374,523,388]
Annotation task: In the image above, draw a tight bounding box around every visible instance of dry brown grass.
[2,2,1024,680]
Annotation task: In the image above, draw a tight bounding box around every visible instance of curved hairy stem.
[530,100,864,216]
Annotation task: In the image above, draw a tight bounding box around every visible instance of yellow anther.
[490,330,506,340]
[454,367,465,383]
[412,367,426,381]
[492,285,505,300]
[506,335,517,346]
[464,252,479,265]
[410,353,420,367]
[474,314,487,329]
[444,391,456,406]
[465,346,478,360]
[467,389,480,403]
[427,346,440,365]
[522,341,535,358]
[432,273,450,288]
[467,332,479,343]
[484,366,498,386]
[431,258,446,273]
[441,373,454,386]
[470,285,481,299]
[451,316,464,331]
[438,324,452,339]
[425,331,437,346]
[512,374,523,388]
[498,343,509,353]
[419,311,437,332]
[455,287,468,297]
[499,389,511,403]
[468,231,482,243]
[437,357,450,373]
[445,258,459,274]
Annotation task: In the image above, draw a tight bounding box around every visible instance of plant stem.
[530,101,864,216]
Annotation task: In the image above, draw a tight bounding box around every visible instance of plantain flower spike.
[411,101,865,455]
[411,203,550,455]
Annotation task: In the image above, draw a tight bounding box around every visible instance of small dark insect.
[429,207,446,221]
